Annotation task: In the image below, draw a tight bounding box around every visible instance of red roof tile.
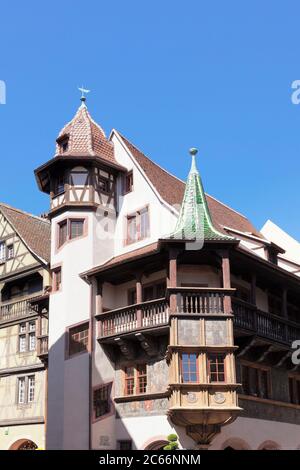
[0,204,51,263]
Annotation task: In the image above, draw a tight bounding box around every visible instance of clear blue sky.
[1,1,300,240]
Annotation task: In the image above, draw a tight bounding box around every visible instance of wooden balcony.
[232,298,300,346]
[0,297,39,324]
[98,298,168,340]
[167,287,234,315]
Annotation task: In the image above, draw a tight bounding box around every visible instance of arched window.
[9,439,38,450]
[70,167,89,186]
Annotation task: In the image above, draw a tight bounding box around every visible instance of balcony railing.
[232,298,300,345]
[37,335,48,357]
[167,287,234,315]
[0,297,39,323]
[98,298,168,338]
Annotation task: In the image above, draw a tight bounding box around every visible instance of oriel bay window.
[93,383,112,421]
[126,206,150,244]
[124,364,148,395]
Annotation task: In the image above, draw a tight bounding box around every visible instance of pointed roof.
[0,203,51,264]
[55,101,115,164]
[117,132,264,239]
[168,149,234,242]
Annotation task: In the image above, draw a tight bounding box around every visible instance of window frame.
[17,374,35,405]
[125,206,150,245]
[6,244,14,260]
[180,353,199,383]
[0,241,6,264]
[288,374,300,405]
[52,266,62,292]
[123,170,133,194]
[18,321,36,353]
[240,361,271,399]
[57,217,87,249]
[207,353,226,383]
[69,167,89,187]
[124,364,148,396]
[92,382,113,422]
[66,321,90,359]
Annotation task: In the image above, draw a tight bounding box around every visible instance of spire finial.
[78,86,90,107]
[189,147,198,173]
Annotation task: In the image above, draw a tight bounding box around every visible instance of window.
[18,321,36,353]
[208,353,226,383]
[57,135,69,153]
[137,364,147,393]
[93,383,112,420]
[68,322,89,357]
[124,364,147,395]
[7,244,14,260]
[241,363,271,399]
[70,167,89,186]
[143,280,166,301]
[124,171,133,194]
[70,220,84,239]
[54,174,65,195]
[117,440,132,450]
[289,376,300,405]
[57,218,86,248]
[18,377,26,404]
[181,353,198,383]
[125,366,135,395]
[58,220,68,247]
[0,242,5,263]
[126,207,150,245]
[53,267,62,292]
[19,335,26,353]
[27,376,35,402]
[268,291,282,316]
[98,176,111,194]
[17,375,35,405]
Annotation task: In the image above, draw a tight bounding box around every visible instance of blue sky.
[1,1,300,240]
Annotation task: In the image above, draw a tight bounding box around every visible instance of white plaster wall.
[47,210,111,449]
[111,134,178,257]
[211,416,300,450]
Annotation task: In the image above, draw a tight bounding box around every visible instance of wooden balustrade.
[0,297,39,323]
[232,298,300,346]
[167,287,234,315]
[98,298,168,338]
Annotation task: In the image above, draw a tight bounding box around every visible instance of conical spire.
[54,97,115,164]
[170,148,233,242]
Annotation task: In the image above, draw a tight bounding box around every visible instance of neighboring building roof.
[0,203,51,264]
[118,133,264,239]
[261,220,300,265]
[55,101,115,165]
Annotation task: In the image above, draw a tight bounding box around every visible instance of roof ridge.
[0,202,50,224]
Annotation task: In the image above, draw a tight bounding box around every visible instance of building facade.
[1,97,300,450]
[0,204,50,450]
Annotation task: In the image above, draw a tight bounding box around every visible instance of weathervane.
[78,85,90,105]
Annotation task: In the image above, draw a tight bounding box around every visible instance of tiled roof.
[118,133,264,239]
[55,103,115,164]
[169,151,234,242]
[82,242,159,277]
[0,203,51,263]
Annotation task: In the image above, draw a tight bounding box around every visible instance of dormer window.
[70,167,89,186]
[56,134,69,153]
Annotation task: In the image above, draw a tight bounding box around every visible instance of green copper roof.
[169,149,234,242]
